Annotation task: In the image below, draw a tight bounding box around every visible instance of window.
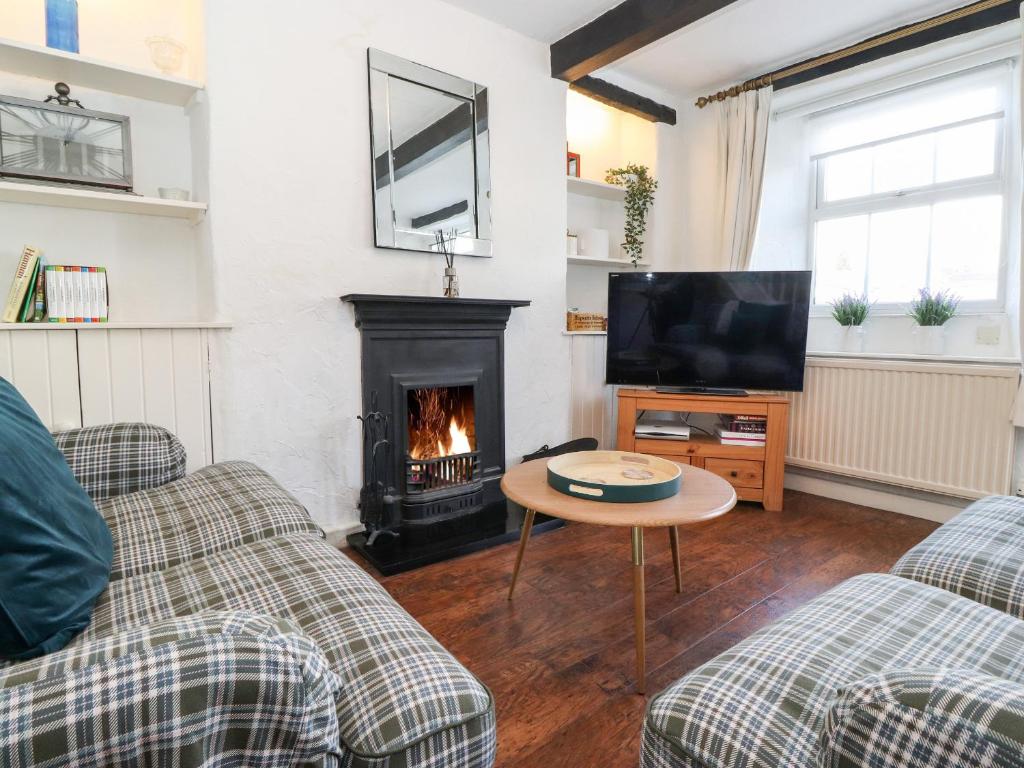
[809,65,1012,309]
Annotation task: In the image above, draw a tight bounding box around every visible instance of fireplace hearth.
[342,294,562,575]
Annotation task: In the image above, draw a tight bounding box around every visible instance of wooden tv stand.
[616,389,790,512]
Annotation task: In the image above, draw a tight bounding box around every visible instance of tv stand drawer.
[705,458,764,489]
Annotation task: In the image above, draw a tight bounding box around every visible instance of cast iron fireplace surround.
[342,294,560,574]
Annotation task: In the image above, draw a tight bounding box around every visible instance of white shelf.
[0,36,204,107]
[566,176,626,201]
[0,321,232,330]
[568,254,650,268]
[0,181,207,222]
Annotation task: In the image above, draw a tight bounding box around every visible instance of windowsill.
[807,350,1020,366]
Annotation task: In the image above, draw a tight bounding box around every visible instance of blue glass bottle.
[45,0,79,54]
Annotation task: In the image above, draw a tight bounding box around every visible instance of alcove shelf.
[0,35,203,106]
[0,181,207,222]
[566,176,626,201]
[0,321,231,330]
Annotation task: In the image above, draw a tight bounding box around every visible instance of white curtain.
[714,87,773,271]
[1014,4,1024,427]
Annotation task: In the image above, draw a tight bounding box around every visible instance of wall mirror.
[368,49,492,257]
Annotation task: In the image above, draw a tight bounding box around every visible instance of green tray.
[547,450,681,503]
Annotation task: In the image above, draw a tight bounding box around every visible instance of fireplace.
[341,294,561,574]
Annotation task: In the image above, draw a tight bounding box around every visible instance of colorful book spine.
[2,246,41,323]
[32,264,46,322]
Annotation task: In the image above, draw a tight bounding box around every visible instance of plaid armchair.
[1,424,496,768]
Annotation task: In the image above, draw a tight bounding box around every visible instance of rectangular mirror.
[368,49,492,257]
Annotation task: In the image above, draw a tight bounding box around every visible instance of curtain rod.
[695,0,1017,108]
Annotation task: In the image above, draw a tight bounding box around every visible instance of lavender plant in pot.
[830,293,870,353]
[909,288,959,355]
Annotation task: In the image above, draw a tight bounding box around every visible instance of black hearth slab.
[346,500,564,576]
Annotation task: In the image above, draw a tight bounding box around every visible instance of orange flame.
[408,387,475,460]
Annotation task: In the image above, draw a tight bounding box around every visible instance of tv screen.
[606,271,812,392]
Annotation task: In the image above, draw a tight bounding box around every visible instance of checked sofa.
[0,424,495,767]
[641,495,1024,768]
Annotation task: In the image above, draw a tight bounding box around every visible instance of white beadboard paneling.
[11,327,216,471]
[569,334,613,448]
[0,330,81,429]
[784,357,1020,498]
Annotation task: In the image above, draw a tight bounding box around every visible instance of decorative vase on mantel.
[443,266,459,298]
[45,0,79,53]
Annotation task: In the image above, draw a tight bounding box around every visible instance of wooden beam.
[551,0,740,82]
[411,200,469,229]
[570,76,676,124]
[374,101,488,189]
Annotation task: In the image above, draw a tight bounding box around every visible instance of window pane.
[872,133,934,194]
[821,148,872,202]
[867,206,931,303]
[814,215,868,304]
[935,119,998,183]
[931,196,1002,301]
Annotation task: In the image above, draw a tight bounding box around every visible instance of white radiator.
[569,333,615,448]
[784,357,1020,499]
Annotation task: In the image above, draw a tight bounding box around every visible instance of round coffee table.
[501,459,737,694]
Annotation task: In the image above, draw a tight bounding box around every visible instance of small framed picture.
[567,151,581,178]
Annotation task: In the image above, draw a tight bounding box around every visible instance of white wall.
[201,0,570,534]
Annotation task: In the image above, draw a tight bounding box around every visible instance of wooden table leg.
[632,526,646,695]
[507,509,536,600]
[669,526,682,593]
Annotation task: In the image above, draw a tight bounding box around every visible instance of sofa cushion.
[641,574,1024,768]
[891,495,1024,618]
[0,611,342,767]
[53,422,187,501]
[78,534,496,768]
[0,378,112,660]
[818,668,1024,768]
[98,460,324,580]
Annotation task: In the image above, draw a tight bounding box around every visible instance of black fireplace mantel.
[341,294,530,330]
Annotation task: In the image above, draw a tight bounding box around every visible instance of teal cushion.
[0,378,112,659]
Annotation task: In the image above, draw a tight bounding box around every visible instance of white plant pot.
[916,325,945,355]
[839,325,865,354]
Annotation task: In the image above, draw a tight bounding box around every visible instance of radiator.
[784,357,1020,499]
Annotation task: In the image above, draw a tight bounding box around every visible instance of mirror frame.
[367,48,492,257]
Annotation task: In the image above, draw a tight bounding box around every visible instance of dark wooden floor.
[346,490,939,768]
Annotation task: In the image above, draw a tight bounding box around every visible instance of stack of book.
[45,265,108,323]
[716,414,768,447]
[1,246,109,324]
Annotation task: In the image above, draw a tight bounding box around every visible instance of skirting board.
[784,466,970,524]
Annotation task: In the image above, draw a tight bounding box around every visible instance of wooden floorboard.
[344,489,939,767]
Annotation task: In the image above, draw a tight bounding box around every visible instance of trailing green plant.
[908,288,959,326]
[830,293,870,326]
[605,164,658,266]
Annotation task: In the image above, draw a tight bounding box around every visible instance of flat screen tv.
[606,271,812,393]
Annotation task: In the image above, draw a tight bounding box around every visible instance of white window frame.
[807,73,1013,316]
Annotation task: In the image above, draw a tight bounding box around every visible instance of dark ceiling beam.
[551,0,741,82]
[570,76,676,124]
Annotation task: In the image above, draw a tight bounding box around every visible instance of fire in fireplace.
[406,386,481,498]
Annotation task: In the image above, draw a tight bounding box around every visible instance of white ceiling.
[444,0,980,96]
[442,0,622,44]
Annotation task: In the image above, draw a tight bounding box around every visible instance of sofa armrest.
[52,423,187,501]
[818,668,1024,768]
[0,611,342,767]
